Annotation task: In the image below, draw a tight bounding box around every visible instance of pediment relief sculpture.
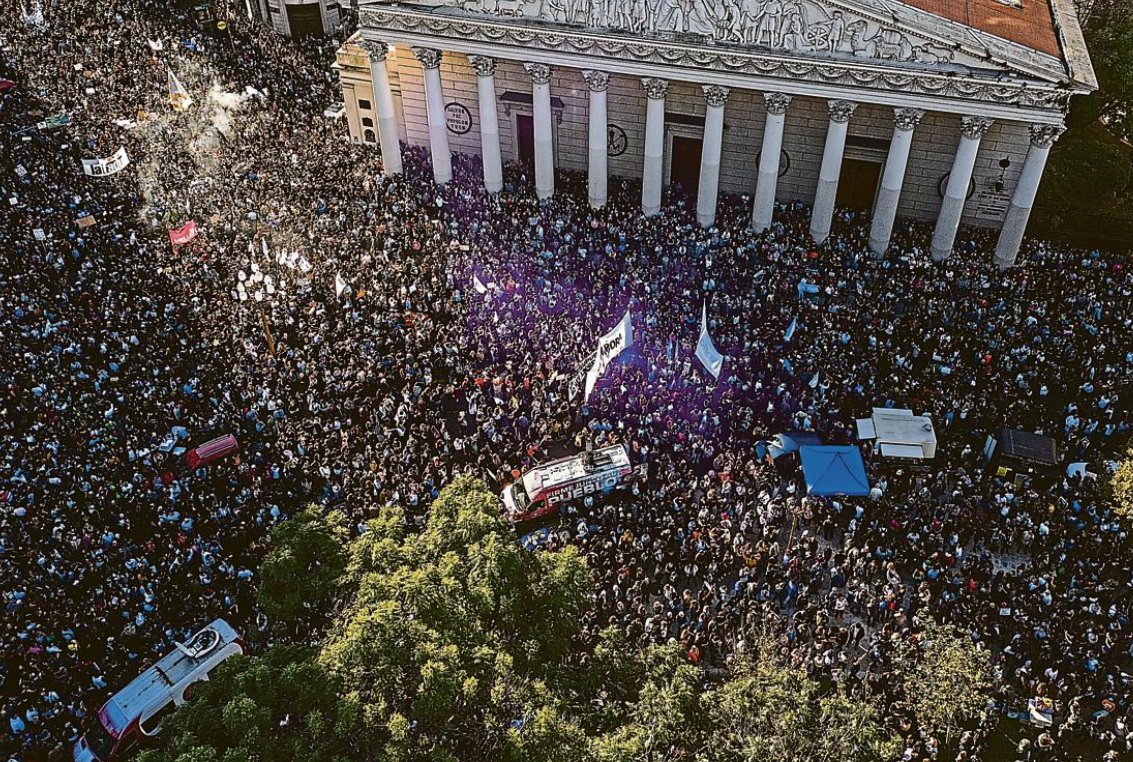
[390,0,976,68]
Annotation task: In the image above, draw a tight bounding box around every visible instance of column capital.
[1029,123,1065,148]
[358,40,389,63]
[641,77,669,100]
[893,107,925,132]
[468,55,497,78]
[411,47,442,69]
[960,116,994,140]
[524,62,552,85]
[763,92,792,115]
[827,99,857,124]
[582,70,610,92]
[703,85,730,108]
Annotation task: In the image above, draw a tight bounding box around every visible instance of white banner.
[695,302,724,380]
[81,147,130,177]
[335,273,348,298]
[584,309,633,403]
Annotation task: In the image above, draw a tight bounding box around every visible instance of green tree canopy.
[258,506,350,633]
[894,620,994,744]
[142,479,897,762]
[1109,447,1133,520]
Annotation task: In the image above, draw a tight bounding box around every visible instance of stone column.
[994,124,1064,268]
[641,78,668,217]
[360,41,402,176]
[469,55,503,194]
[412,47,452,185]
[810,100,856,243]
[931,116,994,261]
[583,70,610,209]
[752,92,792,232]
[524,62,555,199]
[697,85,729,228]
[869,107,924,255]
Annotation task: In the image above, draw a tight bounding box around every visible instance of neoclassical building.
[336,0,1095,265]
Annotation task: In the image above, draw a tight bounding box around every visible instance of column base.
[930,246,951,262]
[868,238,888,257]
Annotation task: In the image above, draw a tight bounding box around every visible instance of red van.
[185,434,239,470]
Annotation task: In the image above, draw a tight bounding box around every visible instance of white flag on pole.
[335,273,347,298]
[472,274,488,295]
[695,302,724,380]
[583,308,633,403]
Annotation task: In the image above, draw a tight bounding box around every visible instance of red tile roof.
[900,0,1062,57]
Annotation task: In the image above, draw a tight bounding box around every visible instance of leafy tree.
[589,642,705,762]
[1076,2,1133,139]
[258,506,350,633]
[1109,449,1133,519]
[141,480,897,762]
[698,656,899,762]
[894,620,994,744]
[1039,138,1131,212]
[137,646,351,762]
[318,476,591,760]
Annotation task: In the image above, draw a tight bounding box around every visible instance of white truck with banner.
[501,444,644,523]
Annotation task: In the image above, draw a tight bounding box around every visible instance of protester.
[1,2,1131,761]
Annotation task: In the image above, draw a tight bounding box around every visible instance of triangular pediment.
[363,0,1071,84]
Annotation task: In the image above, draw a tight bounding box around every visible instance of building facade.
[256,0,342,37]
[342,0,1095,265]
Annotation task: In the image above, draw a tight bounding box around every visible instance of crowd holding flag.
[695,302,724,380]
[169,220,198,246]
[584,308,633,404]
[168,70,194,111]
[335,273,348,298]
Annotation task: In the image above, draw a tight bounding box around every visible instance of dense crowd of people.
[2,2,1132,761]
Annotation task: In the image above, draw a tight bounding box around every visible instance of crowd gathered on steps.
[2,2,1132,761]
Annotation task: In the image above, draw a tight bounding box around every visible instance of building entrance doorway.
[670,136,702,196]
[515,114,535,168]
[836,158,882,210]
[285,3,324,37]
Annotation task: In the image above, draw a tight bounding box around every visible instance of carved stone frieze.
[359,8,1074,112]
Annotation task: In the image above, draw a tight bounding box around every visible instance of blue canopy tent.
[799,446,870,496]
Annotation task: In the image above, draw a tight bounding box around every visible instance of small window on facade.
[362,117,374,127]
[363,129,377,144]
[358,98,372,111]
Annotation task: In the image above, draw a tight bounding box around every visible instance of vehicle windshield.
[511,483,529,509]
[85,716,118,761]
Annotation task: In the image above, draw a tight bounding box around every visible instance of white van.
[501,444,642,523]
[72,620,243,761]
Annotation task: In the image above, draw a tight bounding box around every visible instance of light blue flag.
[695,302,724,380]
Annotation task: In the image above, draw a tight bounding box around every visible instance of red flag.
[169,220,198,246]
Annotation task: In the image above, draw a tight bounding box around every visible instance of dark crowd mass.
[2,2,1132,761]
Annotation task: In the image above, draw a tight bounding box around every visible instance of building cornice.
[359,7,1074,121]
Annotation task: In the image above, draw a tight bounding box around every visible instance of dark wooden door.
[670,136,702,195]
[516,114,535,168]
[836,158,882,210]
[286,4,324,37]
